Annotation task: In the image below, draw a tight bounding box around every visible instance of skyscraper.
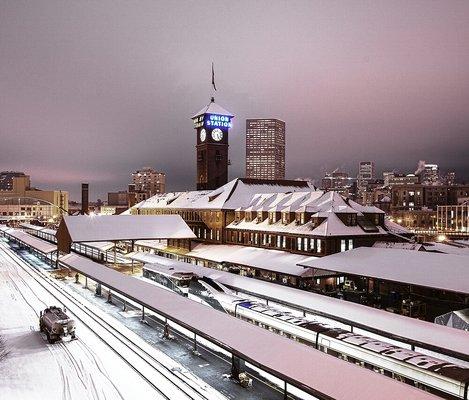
[245,119,285,180]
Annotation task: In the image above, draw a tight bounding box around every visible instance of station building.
[129,177,405,257]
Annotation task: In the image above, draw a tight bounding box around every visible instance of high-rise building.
[192,97,234,190]
[357,161,375,185]
[131,167,166,197]
[0,171,28,191]
[245,119,285,180]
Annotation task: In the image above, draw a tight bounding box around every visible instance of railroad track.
[0,241,225,400]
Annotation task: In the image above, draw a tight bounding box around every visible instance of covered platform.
[56,215,196,253]
[298,247,469,294]
[58,252,438,400]
[130,252,469,362]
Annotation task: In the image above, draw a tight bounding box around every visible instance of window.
[348,239,353,250]
[317,240,322,253]
[282,236,286,248]
[340,239,347,252]
[297,237,302,250]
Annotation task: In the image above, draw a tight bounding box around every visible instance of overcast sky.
[1,1,468,200]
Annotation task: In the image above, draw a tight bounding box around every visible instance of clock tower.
[192,97,234,190]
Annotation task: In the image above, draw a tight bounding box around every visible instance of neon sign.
[205,114,232,128]
[193,114,233,129]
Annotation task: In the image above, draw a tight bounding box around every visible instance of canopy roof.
[59,252,438,400]
[6,229,57,254]
[187,243,316,277]
[298,247,469,294]
[134,253,469,362]
[58,215,196,243]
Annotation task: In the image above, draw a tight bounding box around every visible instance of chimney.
[81,183,89,215]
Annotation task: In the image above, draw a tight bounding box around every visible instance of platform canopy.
[187,243,316,277]
[298,247,469,294]
[134,253,469,362]
[56,215,196,253]
[59,252,437,400]
[6,229,57,254]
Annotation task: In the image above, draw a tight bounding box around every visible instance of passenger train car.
[143,264,469,399]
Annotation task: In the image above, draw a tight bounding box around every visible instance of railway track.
[0,241,225,400]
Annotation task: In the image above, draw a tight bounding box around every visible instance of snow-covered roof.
[187,243,315,277]
[299,247,469,294]
[134,178,314,211]
[384,219,410,234]
[423,242,469,256]
[59,215,196,242]
[19,223,45,231]
[6,229,57,254]
[80,241,115,251]
[58,252,440,400]
[372,241,425,251]
[191,99,234,119]
[137,254,469,362]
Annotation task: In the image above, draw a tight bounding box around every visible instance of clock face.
[211,128,223,142]
[199,129,206,142]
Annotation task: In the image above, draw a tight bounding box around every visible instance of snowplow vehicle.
[39,306,76,343]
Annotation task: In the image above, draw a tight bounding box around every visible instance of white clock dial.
[211,128,223,142]
[199,129,206,142]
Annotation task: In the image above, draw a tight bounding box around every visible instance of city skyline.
[1,1,469,200]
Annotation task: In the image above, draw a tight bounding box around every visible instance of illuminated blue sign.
[205,114,232,129]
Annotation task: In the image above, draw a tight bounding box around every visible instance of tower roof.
[192,97,234,119]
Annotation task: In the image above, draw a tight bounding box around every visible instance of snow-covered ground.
[0,240,225,400]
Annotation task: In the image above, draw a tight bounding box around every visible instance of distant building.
[357,161,375,186]
[385,173,419,187]
[391,184,469,211]
[131,167,166,197]
[108,191,130,206]
[437,204,469,235]
[246,119,285,180]
[415,161,440,185]
[0,172,68,220]
[0,171,28,191]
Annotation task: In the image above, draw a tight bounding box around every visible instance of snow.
[134,253,469,362]
[0,241,159,400]
[6,229,57,253]
[423,242,469,256]
[58,252,440,400]
[191,99,234,118]
[372,241,425,251]
[60,214,196,242]
[187,243,314,276]
[299,247,469,293]
[134,178,313,212]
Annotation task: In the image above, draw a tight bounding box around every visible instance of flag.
[211,62,217,91]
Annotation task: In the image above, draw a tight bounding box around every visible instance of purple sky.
[1,1,468,201]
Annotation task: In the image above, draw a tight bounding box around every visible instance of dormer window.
[269,212,276,224]
[282,213,288,225]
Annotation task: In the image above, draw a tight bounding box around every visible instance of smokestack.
[81,183,89,215]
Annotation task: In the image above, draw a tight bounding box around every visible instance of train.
[142,264,469,400]
[39,306,76,344]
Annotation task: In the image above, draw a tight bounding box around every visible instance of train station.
[0,228,455,400]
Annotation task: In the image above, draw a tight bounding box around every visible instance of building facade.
[130,178,399,257]
[245,119,285,180]
[0,173,68,220]
[192,98,234,190]
[131,167,166,197]
[437,204,469,235]
[391,184,469,211]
